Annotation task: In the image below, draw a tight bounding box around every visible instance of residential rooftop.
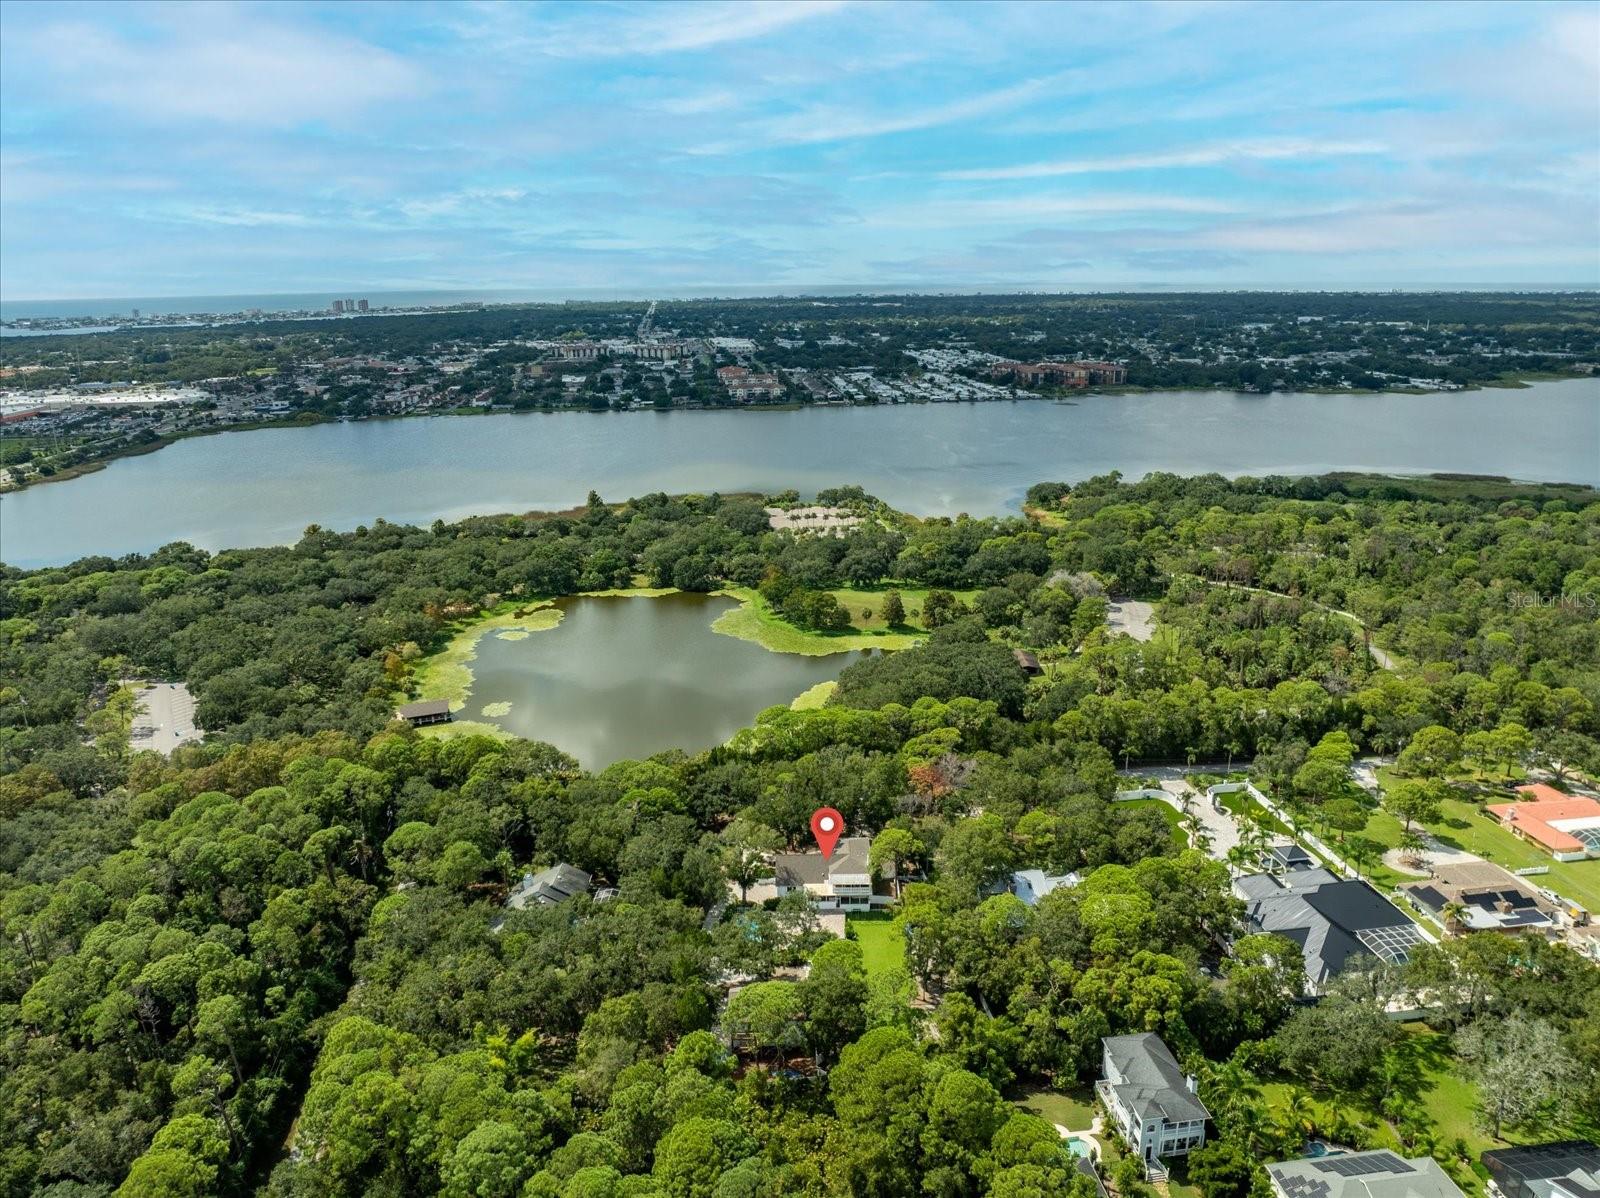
[1267,1152,1466,1198]
[1100,1032,1209,1126]
[1399,861,1561,934]
[1235,868,1427,987]
[1482,1141,1600,1198]
[1487,789,1600,858]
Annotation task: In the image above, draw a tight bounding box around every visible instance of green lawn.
[712,586,926,654]
[824,585,982,633]
[1008,1084,1097,1131]
[1217,790,1294,837]
[1118,797,1190,852]
[847,913,908,979]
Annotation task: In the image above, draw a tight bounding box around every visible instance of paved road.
[1119,766,1242,859]
[129,682,200,755]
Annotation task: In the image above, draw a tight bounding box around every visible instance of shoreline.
[4,368,1590,495]
[404,585,929,739]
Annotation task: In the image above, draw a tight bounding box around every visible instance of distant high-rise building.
[131,308,140,318]
[357,299,369,312]
[346,298,356,312]
[332,300,345,313]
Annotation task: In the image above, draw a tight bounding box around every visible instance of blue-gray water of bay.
[4,379,1597,568]
[466,594,860,766]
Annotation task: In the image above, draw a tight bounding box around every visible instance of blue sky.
[2,0,1597,299]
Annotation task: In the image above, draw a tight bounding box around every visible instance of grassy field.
[824,585,983,632]
[790,681,838,710]
[711,586,927,654]
[846,913,908,979]
[1117,797,1190,852]
[1008,1084,1097,1131]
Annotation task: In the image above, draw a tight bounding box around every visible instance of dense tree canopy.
[3,473,1598,1195]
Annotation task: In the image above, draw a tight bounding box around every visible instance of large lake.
[465,593,858,766]
[5,379,1596,568]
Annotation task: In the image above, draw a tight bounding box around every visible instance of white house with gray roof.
[1268,1152,1466,1198]
[1097,1033,1208,1166]
[771,836,894,912]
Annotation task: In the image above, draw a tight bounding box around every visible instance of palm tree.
[1204,1058,1262,1118]
[1398,828,1428,870]
[1227,843,1258,875]
[1230,1100,1272,1157]
[1440,901,1468,935]
[1279,1089,1318,1144]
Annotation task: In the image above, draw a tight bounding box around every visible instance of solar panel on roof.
[1410,886,1447,908]
[1278,1175,1332,1198]
[1500,910,1547,926]
[1315,1153,1414,1177]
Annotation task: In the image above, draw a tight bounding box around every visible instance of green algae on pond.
[464,593,862,766]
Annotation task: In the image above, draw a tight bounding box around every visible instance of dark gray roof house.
[1235,867,1427,991]
[1266,843,1316,874]
[505,863,592,910]
[396,698,452,726]
[1482,1142,1600,1198]
[771,836,892,912]
[1267,1152,1466,1198]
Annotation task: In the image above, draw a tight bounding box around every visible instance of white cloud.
[941,138,1389,180]
[161,207,319,229]
[455,0,846,59]
[652,90,740,117]
[867,193,1241,228]
[721,74,1061,152]
[11,10,423,126]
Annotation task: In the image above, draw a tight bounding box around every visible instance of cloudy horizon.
[2,0,1597,300]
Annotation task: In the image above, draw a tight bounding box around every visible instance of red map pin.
[810,807,845,859]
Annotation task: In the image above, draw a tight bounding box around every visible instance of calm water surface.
[5,380,1597,568]
[466,593,858,766]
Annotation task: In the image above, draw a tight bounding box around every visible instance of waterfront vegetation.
[2,472,1598,1196]
[408,601,566,713]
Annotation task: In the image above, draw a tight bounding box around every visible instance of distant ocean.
[2,282,1593,322]
[1,289,555,320]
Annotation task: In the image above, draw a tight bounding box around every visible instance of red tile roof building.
[1486,786,1600,861]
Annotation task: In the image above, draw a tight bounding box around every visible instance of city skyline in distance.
[2,0,1597,300]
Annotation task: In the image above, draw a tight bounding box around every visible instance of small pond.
[464,592,862,766]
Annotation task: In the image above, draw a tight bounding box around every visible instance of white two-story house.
[771,836,894,912]
[1097,1034,1209,1170]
